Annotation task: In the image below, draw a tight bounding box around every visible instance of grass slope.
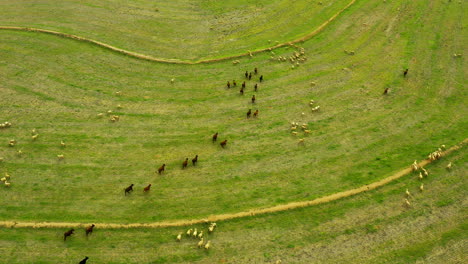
[0,0,466,263]
[0,146,465,264]
[0,0,352,60]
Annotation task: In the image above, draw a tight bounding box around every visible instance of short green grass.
[0,0,466,263]
[0,0,352,60]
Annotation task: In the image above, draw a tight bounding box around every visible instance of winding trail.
[0,0,356,65]
[1,139,465,229]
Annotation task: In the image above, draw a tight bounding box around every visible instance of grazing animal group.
[124,183,152,195]
[64,224,95,241]
[405,145,451,208]
[226,68,263,119]
[177,223,217,250]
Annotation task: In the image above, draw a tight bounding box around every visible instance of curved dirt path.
[1,138,465,229]
[0,0,356,65]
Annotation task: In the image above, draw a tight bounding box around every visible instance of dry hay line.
[0,0,356,65]
[1,138,465,230]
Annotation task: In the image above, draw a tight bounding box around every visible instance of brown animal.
[248,72,252,80]
[212,132,218,142]
[383,88,389,95]
[253,109,259,117]
[85,224,95,237]
[220,140,227,148]
[192,155,198,165]
[182,158,188,169]
[246,109,252,118]
[259,75,263,82]
[240,87,244,95]
[143,184,151,192]
[158,164,166,174]
[251,95,256,103]
[64,229,74,241]
[242,81,246,89]
[254,67,258,74]
[227,81,231,88]
[124,184,134,195]
[403,68,408,77]
[254,83,258,91]
[245,71,248,79]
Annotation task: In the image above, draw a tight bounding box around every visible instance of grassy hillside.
[0,0,352,60]
[0,148,465,264]
[0,0,466,263]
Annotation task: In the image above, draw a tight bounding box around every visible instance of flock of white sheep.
[1,125,68,188]
[0,121,12,129]
[270,44,307,69]
[175,222,217,250]
[405,145,452,207]
[288,98,321,145]
[1,172,11,187]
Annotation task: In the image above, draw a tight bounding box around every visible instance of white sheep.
[176,233,182,242]
[446,162,452,170]
[412,160,419,172]
[171,78,175,83]
[0,157,3,162]
[204,240,211,250]
[311,106,320,111]
[422,168,428,177]
[192,228,198,238]
[291,132,298,136]
[17,150,23,156]
[298,138,305,145]
[116,104,122,109]
[198,231,203,239]
[404,199,411,207]
[32,134,39,141]
[57,154,64,160]
[0,177,6,182]
[208,223,217,233]
[405,189,412,198]
[97,113,104,117]
[61,141,66,148]
[291,126,297,131]
[4,181,10,187]
[418,172,423,180]
[304,130,311,134]
[186,228,193,236]
[115,91,122,96]
[31,128,37,135]
[8,139,16,147]
[197,238,204,248]
[110,115,120,122]
[419,184,424,192]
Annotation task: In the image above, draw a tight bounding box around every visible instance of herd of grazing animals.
[404,145,453,208]
[0,38,458,261]
[226,69,262,118]
[178,223,217,250]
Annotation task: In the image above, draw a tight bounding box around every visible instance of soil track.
[1,139,465,229]
[0,0,356,64]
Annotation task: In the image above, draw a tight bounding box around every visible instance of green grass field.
[0,0,466,263]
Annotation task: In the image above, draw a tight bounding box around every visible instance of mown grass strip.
[1,138,464,229]
[0,0,357,64]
